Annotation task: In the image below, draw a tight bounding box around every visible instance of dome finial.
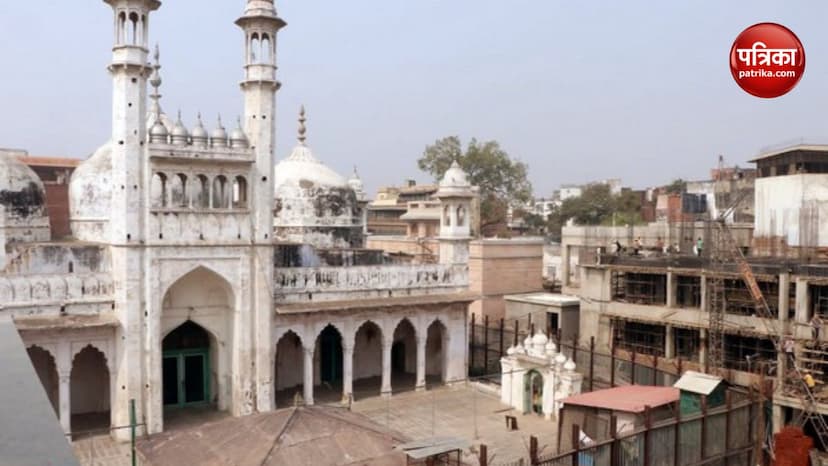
[298,105,307,145]
[149,43,163,115]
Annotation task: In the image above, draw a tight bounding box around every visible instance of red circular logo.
[729,23,805,98]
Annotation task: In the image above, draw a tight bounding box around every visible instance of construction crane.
[706,158,828,450]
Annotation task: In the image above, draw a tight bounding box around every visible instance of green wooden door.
[163,349,210,407]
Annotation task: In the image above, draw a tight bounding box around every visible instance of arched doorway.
[314,325,343,402]
[27,346,59,417]
[524,370,544,415]
[274,331,304,406]
[161,266,233,421]
[353,321,383,397]
[391,319,417,392]
[426,320,448,384]
[71,346,110,438]
[163,321,211,408]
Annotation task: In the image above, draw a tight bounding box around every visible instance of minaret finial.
[298,105,307,145]
[217,113,223,128]
[149,44,163,116]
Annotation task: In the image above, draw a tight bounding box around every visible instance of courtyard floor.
[71,383,557,465]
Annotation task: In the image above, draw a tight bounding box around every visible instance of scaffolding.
[674,327,700,361]
[611,272,667,305]
[811,285,828,319]
[612,319,666,356]
[722,333,776,373]
[676,275,701,308]
[722,278,780,318]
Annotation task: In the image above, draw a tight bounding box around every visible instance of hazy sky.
[2,1,828,196]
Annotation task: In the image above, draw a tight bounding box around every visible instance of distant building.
[367,181,440,236]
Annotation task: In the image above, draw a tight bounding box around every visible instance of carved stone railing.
[0,273,114,308]
[273,264,469,297]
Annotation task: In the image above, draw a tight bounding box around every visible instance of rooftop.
[562,385,679,413]
[17,156,81,168]
[504,292,580,307]
[673,371,724,396]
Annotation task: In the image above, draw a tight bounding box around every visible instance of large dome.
[69,141,113,241]
[273,145,348,193]
[0,151,50,242]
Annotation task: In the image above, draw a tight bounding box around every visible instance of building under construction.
[564,144,828,451]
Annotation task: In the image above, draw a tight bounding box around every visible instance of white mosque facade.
[0,0,474,440]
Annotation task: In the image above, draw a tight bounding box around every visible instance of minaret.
[236,0,285,242]
[236,0,285,413]
[435,161,475,266]
[103,0,160,440]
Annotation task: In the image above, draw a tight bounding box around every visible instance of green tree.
[418,136,532,235]
[665,178,686,194]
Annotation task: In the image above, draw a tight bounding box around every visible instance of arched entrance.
[27,346,59,417]
[391,319,417,392]
[274,331,304,406]
[314,325,343,402]
[161,266,233,422]
[71,346,110,438]
[524,370,544,415]
[426,320,448,384]
[163,321,211,408]
[353,321,383,397]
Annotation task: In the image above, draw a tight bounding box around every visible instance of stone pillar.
[561,244,570,287]
[795,278,809,327]
[342,343,354,403]
[779,272,791,338]
[772,404,784,434]
[665,325,675,359]
[381,339,392,397]
[58,372,71,436]
[303,346,314,405]
[666,272,677,308]
[416,336,427,391]
[699,275,708,312]
[699,328,708,367]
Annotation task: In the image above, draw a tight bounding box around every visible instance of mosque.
[0,0,474,440]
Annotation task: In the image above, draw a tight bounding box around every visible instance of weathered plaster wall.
[754,175,828,253]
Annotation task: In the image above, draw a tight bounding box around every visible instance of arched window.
[170,174,188,208]
[141,15,148,47]
[213,175,229,209]
[194,175,209,208]
[249,33,260,64]
[128,12,139,45]
[232,176,248,208]
[261,34,271,64]
[117,12,126,45]
[443,205,451,227]
[456,206,465,227]
[151,173,168,208]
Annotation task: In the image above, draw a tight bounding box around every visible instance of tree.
[665,178,686,194]
[418,136,532,235]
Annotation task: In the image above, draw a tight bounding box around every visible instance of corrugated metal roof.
[562,385,679,413]
[673,371,723,395]
[397,436,469,459]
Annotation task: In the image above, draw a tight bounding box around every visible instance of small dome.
[0,152,48,224]
[211,115,228,147]
[532,332,548,346]
[148,120,168,143]
[191,113,208,148]
[230,117,249,149]
[69,142,113,241]
[514,343,526,355]
[171,111,190,146]
[545,340,557,354]
[555,353,567,365]
[564,358,576,371]
[523,335,532,349]
[440,160,470,187]
[506,346,516,356]
[347,166,364,193]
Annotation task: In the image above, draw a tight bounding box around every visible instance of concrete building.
[504,293,580,343]
[2,0,475,443]
[568,144,828,434]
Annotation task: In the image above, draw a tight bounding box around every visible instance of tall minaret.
[236,0,285,242]
[236,0,285,412]
[103,0,160,439]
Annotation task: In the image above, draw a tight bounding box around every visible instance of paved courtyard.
[350,383,558,464]
[72,383,557,465]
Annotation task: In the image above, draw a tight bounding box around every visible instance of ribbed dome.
[440,160,470,187]
[0,152,47,220]
[274,145,348,192]
[69,142,113,241]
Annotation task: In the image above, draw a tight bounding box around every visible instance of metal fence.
[478,392,762,466]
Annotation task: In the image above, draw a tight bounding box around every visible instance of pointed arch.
[160,264,235,306]
[314,324,343,395]
[70,345,111,435]
[391,318,417,392]
[274,330,304,404]
[426,318,449,383]
[27,345,59,417]
[353,320,383,394]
